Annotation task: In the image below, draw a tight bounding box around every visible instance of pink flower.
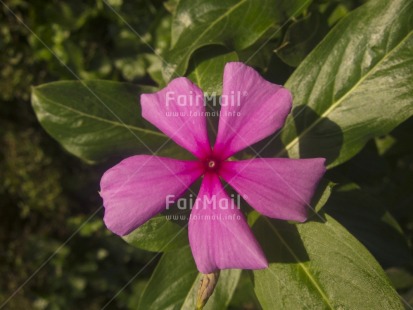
[100,62,326,273]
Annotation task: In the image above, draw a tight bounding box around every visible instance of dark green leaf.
[324,183,411,268]
[276,11,329,67]
[281,0,413,167]
[252,215,403,309]
[163,0,312,81]
[228,271,261,309]
[139,246,241,309]
[278,0,312,19]
[187,49,238,94]
[123,216,188,252]
[31,80,181,162]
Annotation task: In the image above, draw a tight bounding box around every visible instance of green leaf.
[228,271,261,309]
[187,48,238,94]
[252,215,403,309]
[163,0,311,81]
[278,0,312,19]
[281,0,413,167]
[139,246,241,309]
[276,11,329,67]
[31,80,181,162]
[309,178,334,215]
[324,183,411,268]
[123,216,188,252]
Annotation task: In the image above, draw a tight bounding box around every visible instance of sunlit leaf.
[32,80,182,162]
[281,0,413,167]
[252,215,403,309]
[163,0,313,81]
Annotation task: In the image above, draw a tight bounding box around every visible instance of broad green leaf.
[228,271,261,309]
[276,11,328,67]
[278,0,312,19]
[281,0,413,167]
[138,246,197,309]
[324,183,411,268]
[123,216,188,252]
[163,0,312,81]
[31,80,181,162]
[252,215,403,309]
[187,49,238,94]
[139,246,241,309]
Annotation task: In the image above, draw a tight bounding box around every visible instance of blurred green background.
[1,0,413,309]
[1,0,168,308]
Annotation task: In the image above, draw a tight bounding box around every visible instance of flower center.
[204,158,220,173]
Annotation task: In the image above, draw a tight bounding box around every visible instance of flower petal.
[189,173,267,273]
[220,158,326,222]
[100,155,203,236]
[214,62,292,159]
[141,78,211,159]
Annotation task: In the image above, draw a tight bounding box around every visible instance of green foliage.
[31,81,171,162]
[138,246,241,309]
[252,215,403,309]
[1,0,170,308]
[281,0,413,168]
[123,216,188,252]
[164,0,288,81]
[187,50,239,94]
[324,183,411,268]
[275,10,329,67]
[2,0,413,308]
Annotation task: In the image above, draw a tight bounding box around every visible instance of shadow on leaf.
[252,217,309,264]
[292,105,343,166]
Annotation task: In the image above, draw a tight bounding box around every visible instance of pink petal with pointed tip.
[214,62,292,159]
[100,155,203,236]
[220,158,326,222]
[141,78,211,159]
[189,173,268,273]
